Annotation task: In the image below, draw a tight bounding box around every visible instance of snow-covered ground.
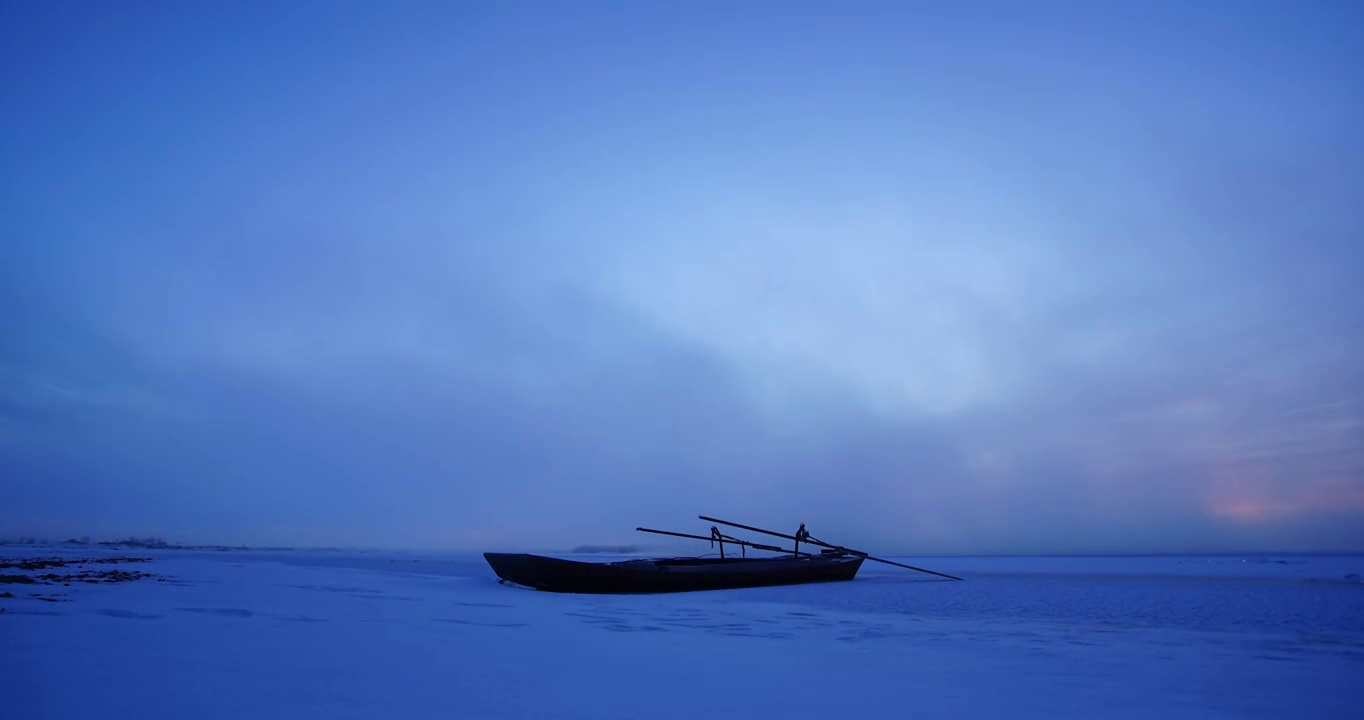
[3,547,1361,719]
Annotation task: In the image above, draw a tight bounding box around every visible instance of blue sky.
[2,1,1361,553]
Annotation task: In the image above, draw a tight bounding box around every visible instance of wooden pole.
[635,527,814,557]
[697,516,965,581]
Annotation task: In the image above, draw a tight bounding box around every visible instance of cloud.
[1,0,1361,554]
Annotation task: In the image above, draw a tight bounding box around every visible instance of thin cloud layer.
[2,1,1361,552]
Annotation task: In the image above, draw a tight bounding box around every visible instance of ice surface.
[2,548,1361,719]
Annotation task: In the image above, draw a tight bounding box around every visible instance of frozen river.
[3,547,1361,718]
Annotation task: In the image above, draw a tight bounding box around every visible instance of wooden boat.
[483,515,963,594]
[483,551,864,594]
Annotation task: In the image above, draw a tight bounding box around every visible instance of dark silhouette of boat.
[483,551,864,594]
[483,516,963,594]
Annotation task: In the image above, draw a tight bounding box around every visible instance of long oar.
[635,527,815,557]
[698,515,965,581]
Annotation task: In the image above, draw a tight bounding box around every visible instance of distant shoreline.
[1,539,1360,559]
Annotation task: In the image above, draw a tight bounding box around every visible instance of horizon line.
[3,537,1361,558]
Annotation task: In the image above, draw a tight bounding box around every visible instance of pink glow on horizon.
[1204,476,1364,523]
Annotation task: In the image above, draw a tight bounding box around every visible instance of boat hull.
[483,553,864,594]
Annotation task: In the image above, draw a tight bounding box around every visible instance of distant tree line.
[1,535,175,548]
